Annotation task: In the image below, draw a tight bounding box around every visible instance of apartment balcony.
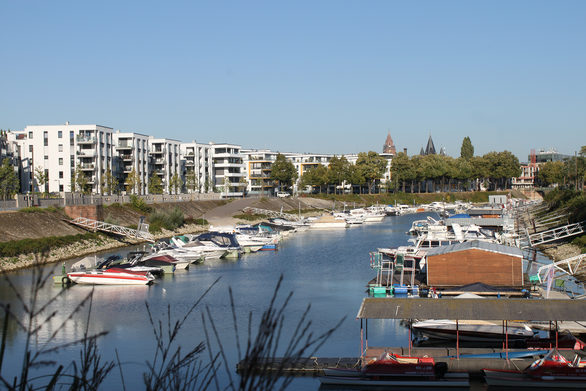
[120,154,133,161]
[76,135,96,144]
[149,148,166,155]
[153,158,165,164]
[116,142,133,150]
[214,162,244,168]
[80,163,95,171]
[77,149,97,157]
[185,161,195,167]
[123,166,134,173]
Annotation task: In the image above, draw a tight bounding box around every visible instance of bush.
[20,207,43,213]
[0,233,102,257]
[571,235,586,253]
[128,194,152,214]
[148,207,185,233]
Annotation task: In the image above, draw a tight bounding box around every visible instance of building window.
[58,131,62,138]
[43,131,48,146]
[28,131,33,139]
[59,158,63,165]
[58,144,63,152]
[44,155,48,160]
[29,145,33,153]
[59,184,64,192]
[70,131,74,146]
[59,171,63,179]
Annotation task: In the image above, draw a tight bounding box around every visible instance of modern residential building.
[148,137,182,194]
[113,131,150,194]
[210,143,246,197]
[180,141,213,193]
[18,123,113,194]
[241,149,279,195]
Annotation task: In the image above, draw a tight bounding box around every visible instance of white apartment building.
[180,141,213,193]
[210,143,245,197]
[241,149,279,195]
[148,137,181,194]
[113,131,150,194]
[19,123,113,194]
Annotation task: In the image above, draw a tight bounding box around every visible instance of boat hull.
[67,271,153,285]
[319,373,469,387]
[484,369,586,388]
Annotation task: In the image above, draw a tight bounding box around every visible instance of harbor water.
[0,213,554,389]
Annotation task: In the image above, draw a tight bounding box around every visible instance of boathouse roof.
[357,297,586,321]
[424,240,523,258]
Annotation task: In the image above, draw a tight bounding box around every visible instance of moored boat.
[483,349,586,388]
[67,268,154,285]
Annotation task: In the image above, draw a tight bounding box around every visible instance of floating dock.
[236,347,582,376]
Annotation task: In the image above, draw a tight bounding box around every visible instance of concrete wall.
[64,204,104,220]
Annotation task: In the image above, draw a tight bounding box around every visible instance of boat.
[96,254,164,277]
[319,352,469,387]
[309,214,348,229]
[67,268,154,285]
[412,319,535,342]
[128,252,178,274]
[483,349,586,388]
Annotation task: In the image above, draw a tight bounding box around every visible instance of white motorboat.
[67,268,155,285]
[412,319,535,342]
[309,214,348,229]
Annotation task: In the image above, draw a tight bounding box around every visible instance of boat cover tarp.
[357,297,586,321]
[455,282,502,292]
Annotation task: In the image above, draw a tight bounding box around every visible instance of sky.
[1,1,585,161]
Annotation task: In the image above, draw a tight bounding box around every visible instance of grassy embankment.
[539,189,586,253]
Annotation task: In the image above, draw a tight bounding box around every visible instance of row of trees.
[537,146,586,189]
[390,151,520,192]
[272,137,521,195]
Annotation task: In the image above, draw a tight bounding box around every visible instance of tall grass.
[0,260,339,390]
[148,208,185,233]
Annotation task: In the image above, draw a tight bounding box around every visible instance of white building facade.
[19,124,113,194]
[241,149,279,196]
[211,143,246,197]
[180,141,213,193]
[148,137,182,194]
[113,131,150,194]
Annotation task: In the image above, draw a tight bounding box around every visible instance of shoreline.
[0,223,209,273]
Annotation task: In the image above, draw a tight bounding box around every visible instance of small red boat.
[483,349,586,388]
[320,353,468,387]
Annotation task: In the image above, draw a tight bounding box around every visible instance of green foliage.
[128,194,152,213]
[233,213,269,221]
[20,206,43,213]
[270,153,298,190]
[0,233,102,257]
[148,173,164,194]
[571,235,586,253]
[148,207,185,233]
[169,171,183,194]
[356,151,387,194]
[460,136,474,160]
[125,167,141,194]
[0,158,19,200]
[185,170,198,192]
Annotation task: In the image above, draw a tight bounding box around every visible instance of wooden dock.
[236,347,579,376]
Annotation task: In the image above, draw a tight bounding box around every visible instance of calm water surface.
[1,213,550,390]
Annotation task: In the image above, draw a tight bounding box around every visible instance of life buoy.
[62,276,70,286]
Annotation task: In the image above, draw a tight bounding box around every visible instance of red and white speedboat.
[67,268,155,285]
[483,349,586,388]
[320,353,469,387]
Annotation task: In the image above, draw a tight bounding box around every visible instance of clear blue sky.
[1,1,585,161]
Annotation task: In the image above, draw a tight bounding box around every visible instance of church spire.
[383,131,396,155]
[424,134,436,155]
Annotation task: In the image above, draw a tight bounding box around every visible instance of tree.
[0,158,19,200]
[389,152,412,192]
[482,151,520,190]
[100,169,118,195]
[460,137,474,160]
[169,171,183,194]
[299,164,327,193]
[185,170,198,193]
[356,151,387,194]
[537,161,565,187]
[346,164,365,194]
[73,164,90,194]
[125,168,141,195]
[148,173,163,194]
[34,166,48,194]
[326,156,351,193]
[270,153,298,191]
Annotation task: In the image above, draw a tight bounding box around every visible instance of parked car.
[276,192,290,198]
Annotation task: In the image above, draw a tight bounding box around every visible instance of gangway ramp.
[69,217,154,242]
[536,253,586,283]
[524,221,584,248]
